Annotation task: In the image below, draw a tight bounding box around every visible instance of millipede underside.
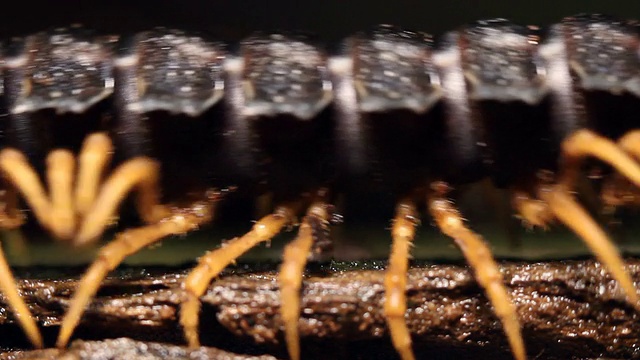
[1,4,640,360]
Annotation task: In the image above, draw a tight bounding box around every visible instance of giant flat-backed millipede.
[0,12,639,360]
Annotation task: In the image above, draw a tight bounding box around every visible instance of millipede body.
[0,12,639,360]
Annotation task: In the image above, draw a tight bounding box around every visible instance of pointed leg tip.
[56,319,77,349]
[30,335,44,349]
[85,132,111,143]
[184,332,201,349]
[55,336,68,350]
[430,192,526,360]
[507,333,527,360]
[514,350,527,360]
[73,228,96,247]
[0,148,23,161]
[286,346,300,360]
[285,327,301,360]
[50,220,76,241]
[625,290,640,309]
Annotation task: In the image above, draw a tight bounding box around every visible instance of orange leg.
[56,193,220,348]
[279,202,332,360]
[0,149,52,230]
[0,187,25,230]
[46,150,76,240]
[74,157,168,245]
[551,128,640,307]
[0,242,42,348]
[559,129,640,191]
[384,199,419,360]
[511,189,552,230]
[618,129,640,159]
[75,133,113,216]
[598,130,640,208]
[0,132,168,349]
[600,173,638,208]
[0,132,168,245]
[428,182,525,360]
[181,204,298,348]
[0,181,42,348]
[0,154,53,349]
[536,184,639,308]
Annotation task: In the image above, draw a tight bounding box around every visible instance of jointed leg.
[599,130,640,208]
[384,199,419,360]
[600,173,640,208]
[511,189,552,230]
[618,130,640,159]
[0,187,25,229]
[74,157,168,245]
[0,149,52,230]
[0,132,172,349]
[56,193,220,348]
[181,203,299,348]
[428,182,525,360]
[536,184,639,307]
[279,202,332,360]
[0,242,42,348]
[46,150,76,240]
[511,185,640,343]
[75,133,113,216]
[559,129,640,191]
[551,128,640,306]
[0,131,168,245]
[0,132,119,243]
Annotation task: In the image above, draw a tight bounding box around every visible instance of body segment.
[0,14,638,360]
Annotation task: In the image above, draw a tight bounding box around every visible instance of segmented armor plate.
[348,25,441,113]
[6,25,115,114]
[561,14,640,97]
[239,33,332,120]
[127,28,226,117]
[460,19,547,104]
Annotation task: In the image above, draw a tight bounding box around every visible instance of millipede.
[0,11,638,360]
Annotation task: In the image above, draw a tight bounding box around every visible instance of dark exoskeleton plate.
[559,14,640,97]
[238,33,332,120]
[121,28,226,117]
[347,24,441,114]
[458,19,547,104]
[4,25,116,114]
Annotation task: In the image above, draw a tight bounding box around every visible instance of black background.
[0,1,638,43]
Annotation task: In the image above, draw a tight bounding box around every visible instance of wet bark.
[0,259,639,359]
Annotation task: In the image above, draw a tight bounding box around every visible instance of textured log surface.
[1,338,276,360]
[0,259,639,359]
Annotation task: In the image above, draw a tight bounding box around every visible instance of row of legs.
[0,129,640,360]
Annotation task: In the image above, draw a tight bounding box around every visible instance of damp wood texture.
[0,259,639,360]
